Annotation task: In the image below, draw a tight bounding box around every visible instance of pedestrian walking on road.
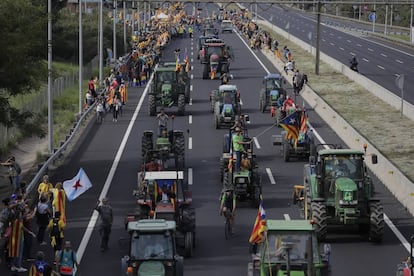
[1,156,21,191]
[55,241,79,276]
[95,198,113,252]
[35,196,51,246]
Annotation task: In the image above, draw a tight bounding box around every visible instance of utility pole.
[99,0,104,84]
[123,0,127,54]
[315,0,321,75]
[113,0,117,61]
[47,0,53,154]
[79,0,83,115]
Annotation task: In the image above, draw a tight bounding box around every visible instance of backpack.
[35,260,47,273]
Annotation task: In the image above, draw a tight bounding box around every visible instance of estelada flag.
[8,219,23,258]
[249,198,266,244]
[279,111,299,142]
[63,168,92,202]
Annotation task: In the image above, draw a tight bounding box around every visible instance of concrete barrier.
[255,24,414,217]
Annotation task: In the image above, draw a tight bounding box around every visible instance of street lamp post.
[48,0,53,153]
[315,0,321,75]
[79,0,83,115]
[113,0,117,61]
[123,0,127,54]
[99,0,104,85]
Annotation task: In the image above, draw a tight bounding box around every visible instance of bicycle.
[224,209,234,240]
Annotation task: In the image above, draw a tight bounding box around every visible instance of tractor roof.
[162,61,186,67]
[127,219,176,232]
[264,73,282,80]
[266,220,314,232]
[219,84,237,91]
[144,171,184,180]
[204,38,225,45]
[318,149,364,156]
[156,66,177,72]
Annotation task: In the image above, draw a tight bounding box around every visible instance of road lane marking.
[377,65,385,70]
[266,168,276,185]
[189,98,193,106]
[191,58,194,63]
[189,137,192,150]
[339,47,344,51]
[356,43,362,47]
[75,66,155,267]
[190,84,193,92]
[253,137,261,149]
[347,39,351,43]
[350,52,355,56]
[191,74,193,80]
[189,115,192,124]
[396,59,403,64]
[188,168,193,185]
[284,214,291,220]
[380,53,388,57]
[368,48,373,52]
[329,42,335,46]
[363,58,369,62]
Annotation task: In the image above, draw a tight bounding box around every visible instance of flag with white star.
[63,168,92,202]
[279,111,299,143]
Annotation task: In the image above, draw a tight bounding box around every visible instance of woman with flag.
[51,182,66,224]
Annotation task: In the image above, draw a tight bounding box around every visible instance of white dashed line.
[188,137,192,150]
[188,168,193,185]
[322,39,326,42]
[368,48,373,52]
[339,47,344,51]
[380,53,387,57]
[239,98,243,105]
[350,52,355,56]
[329,42,335,46]
[284,214,291,220]
[191,58,194,63]
[189,98,192,106]
[377,65,385,70]
[266,168,276,185]
[190,84,193,92]
[189,115,192,124]
[396,59,403,64]
[347,39,351,43]
[363,58,369,62]
[191,74,193,80]
[253,137,261,149]
[356,43,362,47]
[191,65,194,70]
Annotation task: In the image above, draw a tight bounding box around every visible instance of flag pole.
[264,232,273,276]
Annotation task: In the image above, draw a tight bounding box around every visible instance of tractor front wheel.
[368,201,384,242]
[178,94,185,116]
[311,202,328,241]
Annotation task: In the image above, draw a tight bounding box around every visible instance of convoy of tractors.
[121,10,387,276]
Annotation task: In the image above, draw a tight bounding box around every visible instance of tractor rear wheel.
[184,232,194,257]
[283,139,290,162]
[141,133,153,162]
[178,94,185,116]
[203,64,209,79]
[149,94,156,116]
[185,84,191,103]
[311,202,328,241]
[368,202,384,242]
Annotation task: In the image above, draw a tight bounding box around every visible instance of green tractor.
[247,220,331,276]
[141,129,185,170]
[121,219,184,276]
[149,65,186,116]
[162,62,191,103]
[259,73,286,113]
[199,38,233,80]
[303,147,383,242]
[210,84,241,129]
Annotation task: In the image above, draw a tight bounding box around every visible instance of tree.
[0,0,67,135]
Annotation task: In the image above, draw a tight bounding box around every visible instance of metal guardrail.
[25,101,97,195]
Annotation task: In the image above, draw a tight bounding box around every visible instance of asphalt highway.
[2,12,414,276]
[256,5,414,104]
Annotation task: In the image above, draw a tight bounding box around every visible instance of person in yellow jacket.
[37,175,53,200]
[48,212,66,256]
[51,182,66,224]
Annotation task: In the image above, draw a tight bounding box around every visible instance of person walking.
[22,203,36,262]
[1,156,21,191]
[36,196,51,246]
[95,198,113,252]
[51,182,66,224]
[29,251,55,276]
[48,211,65,257]
[55,241,79,276]
[37,175,53,201]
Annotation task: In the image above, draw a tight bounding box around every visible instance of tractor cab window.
[222,92,234,104]
[266,79,281,90]
[323,155,363,179]
[266,232,310,263]
[131,233,173,260]
[158,71,176,83]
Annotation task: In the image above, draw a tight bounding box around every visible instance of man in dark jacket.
[95,198,113,252]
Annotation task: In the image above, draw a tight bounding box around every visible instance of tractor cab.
[122,219,184,276]
[233,170,250,197]
[248,220,331,276]
[259,73,286,112]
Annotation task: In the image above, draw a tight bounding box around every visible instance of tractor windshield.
[266,232,311,264]
[208,46,223,57]
[130,232,174,260]
[323,155,363,179]
[222,92,234,104]
[266,78,282,90]
[158,71,176,83]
